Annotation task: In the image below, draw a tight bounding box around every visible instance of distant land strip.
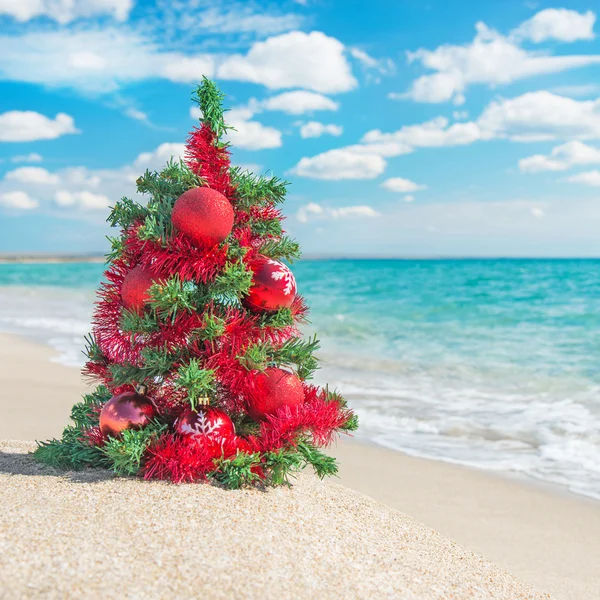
[0,254,105,264]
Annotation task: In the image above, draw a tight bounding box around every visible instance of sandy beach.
[1,333,599,599]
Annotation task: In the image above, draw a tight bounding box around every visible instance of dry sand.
[0,333,596,599]
[0,440,548,600]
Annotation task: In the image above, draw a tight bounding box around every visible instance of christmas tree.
[35,78,357,488]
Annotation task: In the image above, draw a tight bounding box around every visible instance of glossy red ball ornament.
[121,265,158,312]
[99,391,158,438]
[247,367,305,421]
[175,405,235,444]
[172,187,234,249]
[234,437,253,454]
[245,256,297,312]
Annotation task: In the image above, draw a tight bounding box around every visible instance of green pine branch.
[230,169,289,209]
[69,385,112,429]
[149,277,196,322]
[102,422,167,476]
[175,359,216,409]
[108,346,181,387]
[250,217,283,238]
[120,309,160,335]
[83,334,105,363]
[107,197,148,229]
[257,307,295,330]
[192,76,231,142]
[192,313,226,341]
[259,236,302,263]
[211,452,263,489]
[239,335,320,380]
[264,448,305,486]
[211,261,253,301]
[34,426,109,471]
[105,235,125,263]
[296,441,338,479]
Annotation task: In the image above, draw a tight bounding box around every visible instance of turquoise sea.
[1,259,599,499]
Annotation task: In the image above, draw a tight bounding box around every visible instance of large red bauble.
[175,406,235,444]
[121,265,158,312]
[99,391,158,437]
[247,367,305,421]
[172,187,234,249]
[245,256,297,312]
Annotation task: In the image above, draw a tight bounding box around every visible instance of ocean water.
[1,259,599,499]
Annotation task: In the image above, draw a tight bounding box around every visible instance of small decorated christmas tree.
[35,78,357,488]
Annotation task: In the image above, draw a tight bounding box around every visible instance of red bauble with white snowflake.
[121,265,159,312]
[175,405,235,445]
[247,367,305,421]
[172,187,234,249]
[245,255,297,312]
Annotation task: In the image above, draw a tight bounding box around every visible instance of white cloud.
[4,167,60,185]
[0,27,356,96]
[453,110,469,120]
[381,177,427,193]
[512,9,596,43]
[261,91,338,114]
[218,31,357,93]
[478,91,600,141]
[159,56,216,83]
[225,108,282,150]
[133,143,186,171]
[403,16,600,104]
[0,0,133,23]
[10,153,43,163]
[124,107,149,122]
[550,84,600,98]
[294,91,600,180]
[193,103,283,151]
[0,111,79,142]
[54,190,111,209]
[362,117,484,149]
[296,202,379,222]
[296,202,324,222]
[403,195,415,202]
[290,148,386,180]
[564,170,600,186]
[519,141,600,172]
[349,47,394,80]
[0,190,38,210]
[196,7,302,36]
[299,122,343,138]
[531,207,545,218]
[0,141,201,216]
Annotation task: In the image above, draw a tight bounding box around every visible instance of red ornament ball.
[175,406,235,444]
[247,367,305,421]
[245,256,297,312]
[99,391,158,438]
[121,265,158,312]
[172,187,234,249]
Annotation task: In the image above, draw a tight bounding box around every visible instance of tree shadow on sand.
[0,449,117,484]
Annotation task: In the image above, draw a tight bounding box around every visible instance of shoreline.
[3,329,594,504]
[2,332,600,598]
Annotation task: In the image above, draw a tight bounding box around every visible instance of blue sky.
[1,0,600,256]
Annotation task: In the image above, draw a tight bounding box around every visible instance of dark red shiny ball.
[121,265,158,312]
[99,392,158,437]
[175,406,235,444]
[245,256,297,312]
[172,187,234,249]
[247,367,305,421]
